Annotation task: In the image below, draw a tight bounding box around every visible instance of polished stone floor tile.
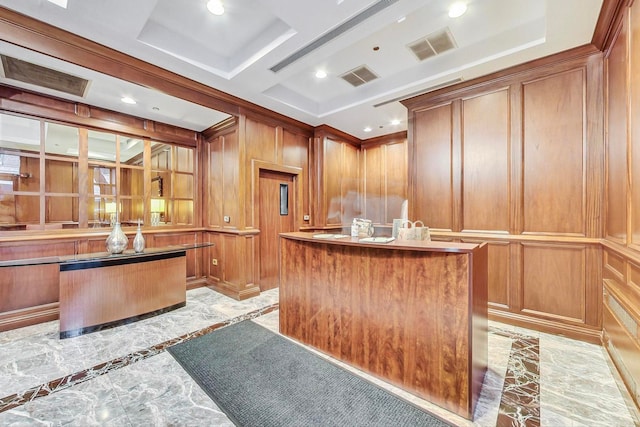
[0,286,638,426]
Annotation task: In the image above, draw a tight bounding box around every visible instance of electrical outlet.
[212,258,218,266]
[223,216,230,223]
[303,215,310,221]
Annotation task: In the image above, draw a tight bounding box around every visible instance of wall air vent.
[340,65,378,87]
[1,55,89,97]
[408,28,457,61]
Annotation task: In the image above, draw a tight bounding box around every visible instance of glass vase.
[106,222,128,254]
[133,221,145,253]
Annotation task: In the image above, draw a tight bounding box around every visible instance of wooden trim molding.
[0,303,59,332]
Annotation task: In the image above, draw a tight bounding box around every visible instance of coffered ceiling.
[0,0,604,139]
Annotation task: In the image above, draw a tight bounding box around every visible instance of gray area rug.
[168,320,452,427]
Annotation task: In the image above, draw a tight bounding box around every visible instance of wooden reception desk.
[278,232,488,419]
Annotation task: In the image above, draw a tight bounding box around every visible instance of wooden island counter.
[278,232,488,419]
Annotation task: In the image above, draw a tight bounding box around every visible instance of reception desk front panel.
[279,232,488,419]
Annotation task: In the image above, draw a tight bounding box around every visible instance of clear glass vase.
[106,222,128,254]
[133,221,145,253]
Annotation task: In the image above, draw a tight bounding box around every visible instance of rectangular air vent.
[1,55,89,97]
[408,28,457,61]
[340,65,378,87]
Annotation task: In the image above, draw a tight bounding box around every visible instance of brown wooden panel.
[607,12,629,243]
[152,232,202,279]
[522,243,586,322]
[245,117,277,163]
[604,249,625,282]
[342,143,360,222]
[0,241,75,312]
[222,131,239,228]
[627,261,640,297]
[603,305,640,404]
[363,144,383,223]
[0,264,59,312]
[462,89,510,232]
[279,235,488,419]
[245,118,278,227]
[324,138,343,225]
[523,70,585,234]
[59,255,185,334]
[282,129,310,222]
[413,104,454,230]
[207,134,226,227]
[488,242,511,308]
[630,4,640,248]
[385,140,407,224]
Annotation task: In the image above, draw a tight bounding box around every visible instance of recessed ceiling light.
[121,97,136,105]
[47,0,68,8]
[391,119,401,125]
[315,70,327,79]
[207,0,225,15]
[448,2,467,18]
[363,127,372,132]
[397,16,406,23]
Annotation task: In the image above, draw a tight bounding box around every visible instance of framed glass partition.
[0,112,195,231]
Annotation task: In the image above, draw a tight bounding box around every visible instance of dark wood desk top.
[279,231,484,253]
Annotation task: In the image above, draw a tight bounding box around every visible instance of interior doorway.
[258,169,296,291]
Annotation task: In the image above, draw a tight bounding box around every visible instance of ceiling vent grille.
[340,65,378,87]
[1,55,89,97]
[408,28,457,61]
[270,0,400,73]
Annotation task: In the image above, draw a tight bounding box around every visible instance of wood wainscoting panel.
[603,303,640,409]
[412,103,454,230]
[606,8,629,244]
[152,232,203,280]
[461,89,510,233]
[522,69,586,235]
[0,240,75,313]
[205,232,259,300]
[464,239,511,309]
[521,243,586,322]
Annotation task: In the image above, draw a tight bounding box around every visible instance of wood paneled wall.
[312,127,408,230]
[203,111,312,299]
[602,0,640,410]
[403,49,605,342]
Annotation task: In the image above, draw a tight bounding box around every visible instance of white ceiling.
[0,0,603,139]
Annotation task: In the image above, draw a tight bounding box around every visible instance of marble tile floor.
[0,286,638,427]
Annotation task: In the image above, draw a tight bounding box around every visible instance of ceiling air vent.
[408,28,457,61]
[340,65,378,87]
[1,55,89,97]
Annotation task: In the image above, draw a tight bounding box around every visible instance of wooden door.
[259,170,295,290]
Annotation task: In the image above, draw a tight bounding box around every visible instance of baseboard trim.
[489,309,602,344]
[0,303,59,332]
